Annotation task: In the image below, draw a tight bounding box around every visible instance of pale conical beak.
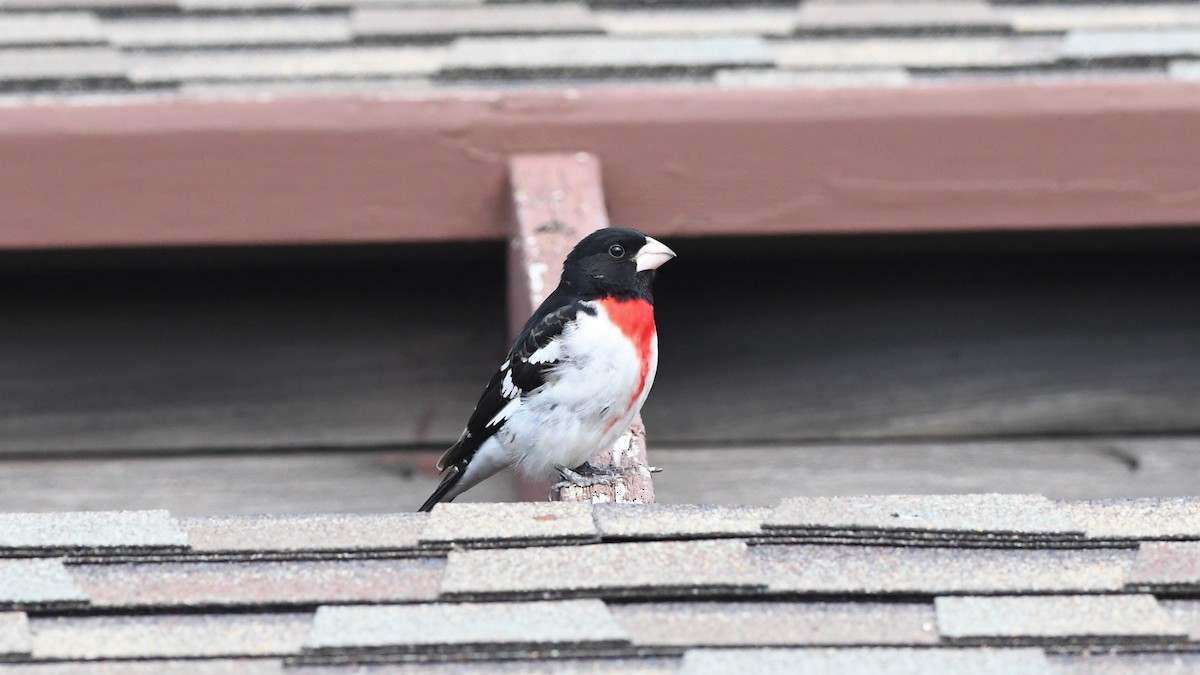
[635,236,677,272]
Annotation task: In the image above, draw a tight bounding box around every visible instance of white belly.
[496,307,658,479]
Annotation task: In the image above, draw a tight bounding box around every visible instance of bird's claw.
[551,463,624,494]
[570,462,625,478]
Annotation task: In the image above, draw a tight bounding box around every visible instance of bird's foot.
[551,464,623,492]
[571,461,625,478]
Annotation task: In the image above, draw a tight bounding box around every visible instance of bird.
[419,228,676,512]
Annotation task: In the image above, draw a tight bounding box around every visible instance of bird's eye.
[608,245,626,259]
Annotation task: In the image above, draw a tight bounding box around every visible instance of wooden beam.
[507,152,655,505]
[2,82,1200,250]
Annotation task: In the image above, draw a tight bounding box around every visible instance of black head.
[558,228,676,302]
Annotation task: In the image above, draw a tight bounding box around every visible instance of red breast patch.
[598,297,656,412]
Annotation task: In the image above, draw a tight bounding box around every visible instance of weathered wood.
[651,437,1200,506]
[0,451,514,516]
[0,437,1196,515]
[507,153,655,504]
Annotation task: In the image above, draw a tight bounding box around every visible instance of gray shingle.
[103,16,352,48]
[0,48,124,83]
[935,595,1187,646]
[29,613,310,660]
[180,0,345,8]
[420,502,598,548]
[1051,653,1200,675]
[610,602,938,647]
[772,36,1062,68]
[70,558,442,608]
[794,3,1009,35]
[290,658,679,673]
[0,13,103,47]
[0,612,31,658]
[125,47,445,83]
[302,600,628,661]
[0,661,285,674]
[594,9,797,36]
[441,540,765,599]
[1062,29,1200,59]
[0,511,187,556]
[1169,60,1200,80]
[1126,541,1200,592]
[353,5,601,40]
[442,36,774,77]
[1058,498,1200,540]
[593,504,767,540]
[679,647,1055,675]
[756,545,1133,594]
[0,560,88,611]
[1004,5,1200,33]
[763,495,1083,543]
[181,513,426,558]
[715,68,911,89]
[1157,600,1200,640]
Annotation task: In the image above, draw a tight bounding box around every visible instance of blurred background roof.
[0,0,1198,101]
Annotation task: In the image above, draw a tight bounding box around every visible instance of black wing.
[434,294,596,473]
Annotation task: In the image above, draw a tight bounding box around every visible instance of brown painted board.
[1,437,1199,516]
[1,82,1200,250]
[506,153,654,504]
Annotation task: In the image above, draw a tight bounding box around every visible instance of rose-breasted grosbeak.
[418,228,676,512]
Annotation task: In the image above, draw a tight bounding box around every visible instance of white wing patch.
[501,370,518,397]
[487,398,521,428]
[528,340,563,365]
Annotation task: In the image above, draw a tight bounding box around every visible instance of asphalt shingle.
[0,511,187,557]
[0,560,88,611]
[421,502,598,548]
[594,9,797,36]
[0,48,124,84]
[1004,5,1200,32]
[181,514,426,559]
[935,595,1187,646]
[1157,600,1200,640]
[352,5,601,40]
[0,13,102,46]
[794,3,1010,35]
[441,36,774,77]
[70,558,443,609]
[441,540,765,600]
[125,47,445,83]
[1052,653,1200,675]
[302,600,629,662]
[1126,541,1200,592]
[102,16,353,48]
[679,647,1055,675]
[610,602,938,647]
[772,36,1062,69]
[593,504,766,540]
[1058,498,1200,540]
[1062,29,1200,59]
[0,612,31,659]
[1168,60,1200,80]
[28,614,311,660]
[762,494,1084,545]
[715,68,912,89]
[756,545,1133,594]
[0,661,286,674]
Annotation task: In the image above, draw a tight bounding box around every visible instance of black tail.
[418,464,463,512]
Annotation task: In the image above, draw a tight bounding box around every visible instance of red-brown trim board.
[2,81,1199,250]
